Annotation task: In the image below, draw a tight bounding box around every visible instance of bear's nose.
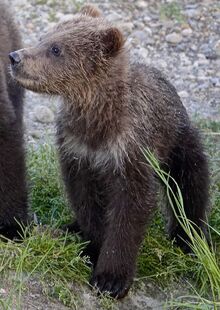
[9,52,21,66]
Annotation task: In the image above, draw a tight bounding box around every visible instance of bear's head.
[9,5,125,97]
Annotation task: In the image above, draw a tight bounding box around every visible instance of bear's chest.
[58,129,127,171]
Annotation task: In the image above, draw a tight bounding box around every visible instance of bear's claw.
[90,272,130,299]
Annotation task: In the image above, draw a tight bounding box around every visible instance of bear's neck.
[60,58,131,150]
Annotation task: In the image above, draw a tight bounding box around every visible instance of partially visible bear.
[0,1,28,238]
[10,5,209,298]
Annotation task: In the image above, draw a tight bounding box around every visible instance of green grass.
[0,226,90,309]
[27,143,71,227]
[138,120,220,281]
[0,143,91,309]
[141,121,220,308]
[0,120,219,308]
[160,2,185,23]
[196,119,220,133]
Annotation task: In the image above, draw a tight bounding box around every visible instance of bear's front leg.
[90,163,156,298]
[59,155,106,266]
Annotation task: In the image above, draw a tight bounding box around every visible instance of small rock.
[197,54,209,65]
[136,47,149,60]
[214,40,220,56]
[144,27,152,36]
[190,44,197,51]
[30,130,41,139]
[180,53,191,66]
[157,60,167,69]
[132,30,148,44]
[57,13,74,22]
[165,32,182,44]
[131,48,149,64]
[121,22,134,33]
[178,90,189,99]
[185,8,201,18]
[34,106,55,124]
[205,50,218,60]
[106,12,122,23]
[133,21,145,30]
[143,15,152,23]
[47,22,56,30]
[210,77,220,87]
[0,288,6,296]
[56,12,64,20]
[182,28,193,36]
[136,0,148,9]
[162,20,175,29]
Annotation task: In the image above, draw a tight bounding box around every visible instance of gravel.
[34,105,55,124]
[7,0,220,145]
[165,32,182,44]
[215,40,220,56]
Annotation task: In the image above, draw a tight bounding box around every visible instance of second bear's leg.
[0,65,28,239]
[90,163,156,298]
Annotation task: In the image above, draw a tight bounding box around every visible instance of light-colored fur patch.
[59,130,132,171]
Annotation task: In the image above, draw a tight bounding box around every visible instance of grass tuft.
[0,226,90,308]
[142,145,220,309]
[27,143,71,227]
[160,2,185,23]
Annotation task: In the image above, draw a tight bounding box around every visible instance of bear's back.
[128,62,190,158]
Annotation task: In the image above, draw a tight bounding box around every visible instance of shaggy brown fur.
[0,1,28,239]
[10,4,209,298]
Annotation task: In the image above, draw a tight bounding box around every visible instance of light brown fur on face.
[10,4,210,299]
[10,8,125,98]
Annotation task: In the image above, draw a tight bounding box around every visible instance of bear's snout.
[9,51,21,66]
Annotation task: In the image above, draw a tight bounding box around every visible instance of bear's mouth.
[10,66,43,92]
[10,65,38,81]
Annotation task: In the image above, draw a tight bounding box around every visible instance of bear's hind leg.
[166,127,209,252]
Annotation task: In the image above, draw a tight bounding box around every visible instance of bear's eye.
[51,46,61,57]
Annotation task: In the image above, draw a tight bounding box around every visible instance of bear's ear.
[101,27,124,57]
[80,4,101,18]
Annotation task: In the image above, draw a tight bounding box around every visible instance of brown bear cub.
[10,5,209,298]
[0,1,28,239]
